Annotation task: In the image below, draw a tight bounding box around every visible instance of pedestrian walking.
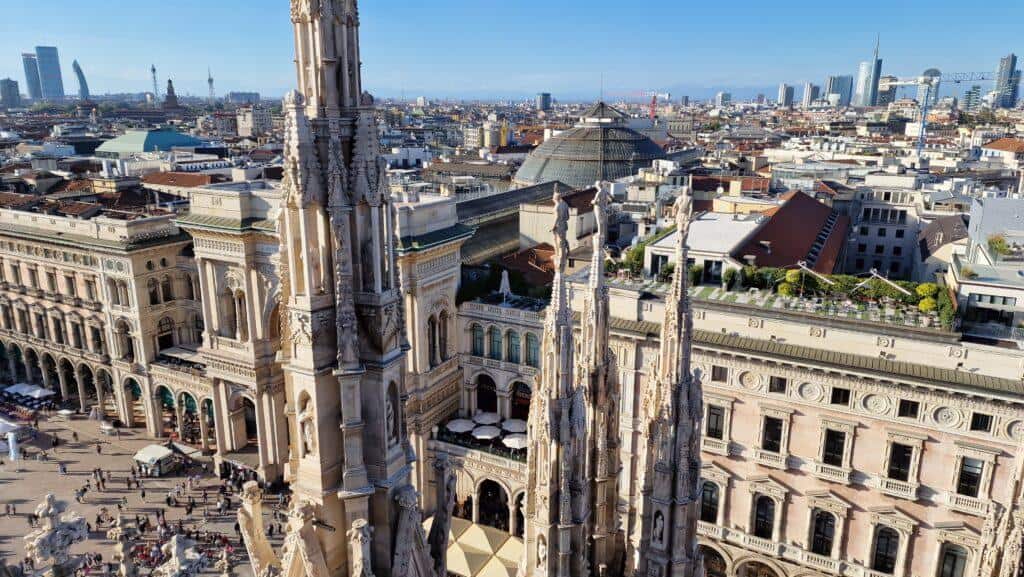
[95,443,102,455]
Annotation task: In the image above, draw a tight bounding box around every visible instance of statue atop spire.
[631,184,704,577]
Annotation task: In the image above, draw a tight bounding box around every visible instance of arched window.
[219,289,236,338]
[753,496,775,540]
[160,275,173,302]
[488,327,502,360]
[700,482,719,524]
[476,374,497,413]
[116,320,135,362]
[511,381,531,420]
[438,310,450,361]
[234,291,249,341]
[506,331,520,364]
[525,333,540,368]
[184,273,195,300]
[157,317,174,350]
[871,527,900,574]
[427,315,439,367]
[148,279,161,305]
[810,510,836,557]
[471,324,485,357]
[938,544,968,577]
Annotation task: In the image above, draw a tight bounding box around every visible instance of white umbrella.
[26,388,55,399]
[473,412,501,425]
[472,426,501,440]
[446,419,476,434]
[501,419,527,433]
[502,434,528,450]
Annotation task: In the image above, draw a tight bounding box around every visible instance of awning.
[134,444,174,465]
[422,517,522,577]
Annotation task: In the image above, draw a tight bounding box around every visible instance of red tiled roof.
[982,137,1024,153]
[501,243,556,287]
[731,190,848,273]
[142,172,221,188]
[532,187,598,213]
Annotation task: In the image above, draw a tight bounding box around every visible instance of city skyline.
[0,0,1023,101]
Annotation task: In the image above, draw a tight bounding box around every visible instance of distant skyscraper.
[995,53,1021,109]
[825,75,854,107]
[916,68,941,107]
[535,92,552,111]
[679,95,689,106]
[226,92,260,105]
[877,75,898,106]
[72,60,89,101]
[21,53,41,100]
[777,83,794,107]
[0,79,20,109]
[962,85,982,112]
[714,91,731,107]
[34,46,64,101]
[755,93,766,104]
[854,37,883,107]
[801,82,820,107]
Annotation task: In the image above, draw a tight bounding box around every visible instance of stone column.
[75,368,87,413]
[175,401,185,441]
[198,408,210,452]
[211,380,228,455]
[204,260,219,337]
[56,367,69,400]
[5,352,15,383]
[498,391,511,419]
[509,503,518,538]
[84,324,97,354]
[40,363,52,391]
[253,394,269,473]
[472,487,480,523]
[96,377,106,414]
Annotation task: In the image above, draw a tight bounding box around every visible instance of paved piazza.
[0,412,280,577]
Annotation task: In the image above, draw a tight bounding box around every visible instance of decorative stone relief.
[809,326,826,338]
[748,317,764,329]
[739,371,761,391]
[876,336,894,348]
[798,382,824,402]
[862,394,892,415]
[934,407,964,428]
[1007,420,1024,441]
[947,347,968,359]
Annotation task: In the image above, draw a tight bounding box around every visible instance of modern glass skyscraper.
[853,37,883,107]
[0,79,20,109]
[34,46,64,101]
[825,75,854,107]
[777,83,794,107]
[995,53,1020,109]
[21,53,41,100]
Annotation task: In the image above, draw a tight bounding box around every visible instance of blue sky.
[2,0,1023,101]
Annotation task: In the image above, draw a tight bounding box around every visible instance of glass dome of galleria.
[514,102,666,190]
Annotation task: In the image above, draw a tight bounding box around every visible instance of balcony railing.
[753,448,787,470]
[742,534,781,556]
[877,477,919,501]
[696,521,725,540]
[813,461,853,485]
[947,492,988,517]
[801,551,841,574]
[701,437,730,456]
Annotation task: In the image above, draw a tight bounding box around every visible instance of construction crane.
[639,90,672,120]
[913,71,996,156]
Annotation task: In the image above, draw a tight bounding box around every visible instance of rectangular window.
[874,245,885,254]
[887,443,914,481]
[859,226,869,235]
[895,229,905,238]
[65,276,77,296]
[762,417,783,453]
[898,399,919,418]
[85,280,96,301]
[877,228,887,237]
[46,272,56,292]
[956,457,984,497]
[970,413,993,433]
[830,387,851,406]
[27,269,37,288]
[892,246,902,256]
[706,405,725,440]
[822,429,846,467]
[768,376,787,394]
[711,366,728,383]
[857,243,867,253]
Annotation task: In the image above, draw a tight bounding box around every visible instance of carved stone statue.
[347,519,374,577]
[151,534,205,577]
[24,494,87,577]
[551,186,570,272]
[237,482,281,577]
[299,400,317,457]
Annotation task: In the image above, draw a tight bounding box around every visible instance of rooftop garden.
[688,266,956,330]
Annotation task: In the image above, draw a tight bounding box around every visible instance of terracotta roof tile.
[501,243,556,286]
[142,172,221,188]
[731,190,847,273]
[982,137,1024,153]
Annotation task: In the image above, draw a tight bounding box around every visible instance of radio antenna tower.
[208,67,216,104]
[151,64,160,106]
